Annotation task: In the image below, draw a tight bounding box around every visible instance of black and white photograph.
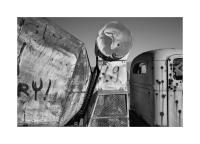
[17,17,182,127]
[1,1,200,144]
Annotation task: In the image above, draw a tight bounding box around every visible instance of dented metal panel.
[17,18,91,126]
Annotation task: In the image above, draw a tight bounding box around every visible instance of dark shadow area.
[129,110,150,127]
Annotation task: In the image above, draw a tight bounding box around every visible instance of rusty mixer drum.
[95,21,133,61]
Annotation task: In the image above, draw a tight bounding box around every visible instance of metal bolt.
[156,80,161,84]
[160,112,164,116]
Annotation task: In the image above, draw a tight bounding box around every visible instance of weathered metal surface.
[153,60,168,126]
[153,50,183,126]
[96,21,133,60]
[17,18,91,126]
[130,48,183,127]
[93,94,127,117]
[96,60,127,91]
[89,94,128,127]
[167,55,183,127]
[88,21,133,127]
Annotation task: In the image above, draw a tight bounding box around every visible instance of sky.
[49,17,182,67]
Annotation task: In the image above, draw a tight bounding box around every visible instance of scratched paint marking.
[17,18,91,126]
[97,61,127,91]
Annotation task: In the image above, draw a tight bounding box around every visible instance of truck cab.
[130,48,183,126]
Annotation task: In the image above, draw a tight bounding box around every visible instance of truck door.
[167,55,183,126]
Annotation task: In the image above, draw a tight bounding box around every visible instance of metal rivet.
[156,80,160,84]
[160,112,164,116]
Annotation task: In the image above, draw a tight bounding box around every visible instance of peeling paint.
[17,18,91,126]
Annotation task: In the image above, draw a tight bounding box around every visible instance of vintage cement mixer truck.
[17,18,183,127]
[129,48,183,127]
[82,21,133,127]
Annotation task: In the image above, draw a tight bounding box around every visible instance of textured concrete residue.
[17,18,91,126]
